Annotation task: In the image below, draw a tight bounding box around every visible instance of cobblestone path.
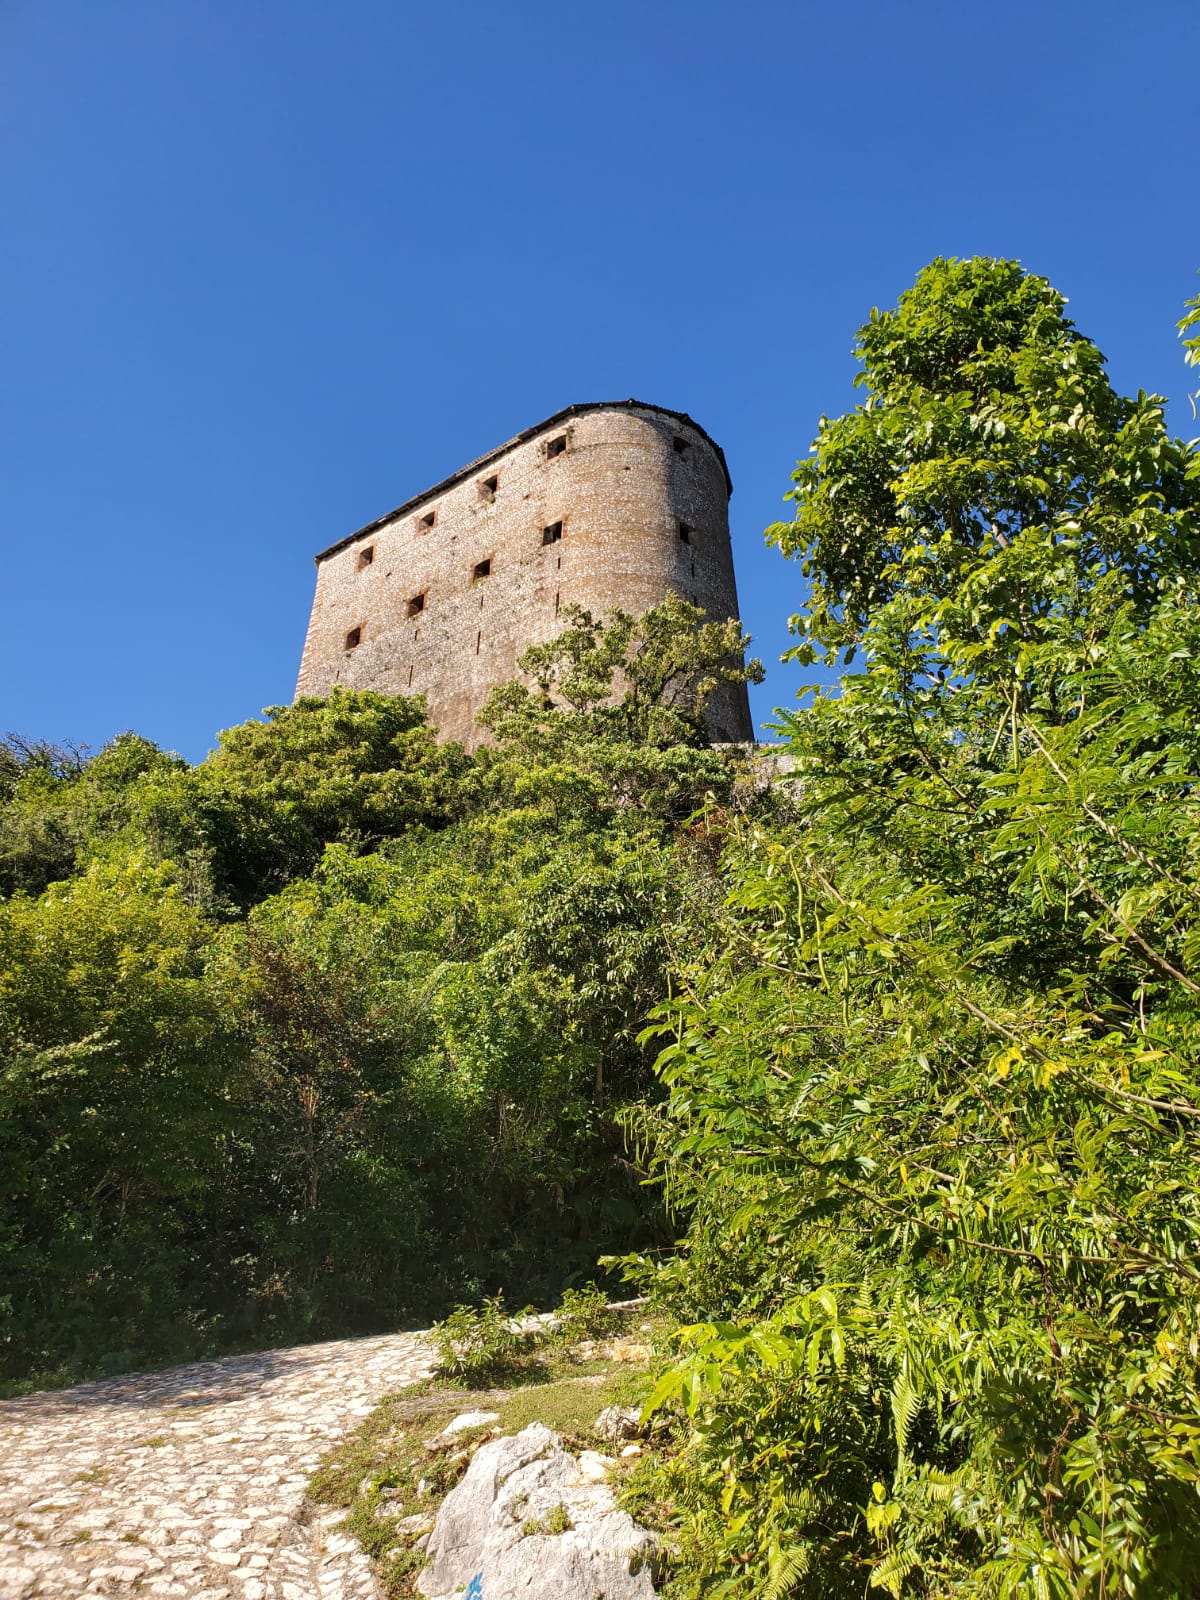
[0,1331,437,1599]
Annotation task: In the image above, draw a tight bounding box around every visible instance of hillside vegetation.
[4,258,1200,1597]
[0,599,759,1380]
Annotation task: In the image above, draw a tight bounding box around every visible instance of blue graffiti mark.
[465,1573,484,1600]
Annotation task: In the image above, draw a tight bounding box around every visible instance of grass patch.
[308,1303,665,1599]
[520,1502,573,1537]
[489,1364,645,1441]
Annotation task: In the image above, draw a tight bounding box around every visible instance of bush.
[430,1294,534,1387]
[552,1284,616,1345]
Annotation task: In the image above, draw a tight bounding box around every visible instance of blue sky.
[2,0,1197,761]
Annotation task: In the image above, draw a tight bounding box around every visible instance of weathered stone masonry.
[296,400,753,749]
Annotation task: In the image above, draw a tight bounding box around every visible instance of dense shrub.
[630,260,1200,1597]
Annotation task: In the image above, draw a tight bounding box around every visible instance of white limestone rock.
[578,1449,616,1483]
[417,1422,658,1599]
[441,1410,501,1436]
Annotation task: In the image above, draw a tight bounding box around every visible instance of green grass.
[520,1502,573,1537]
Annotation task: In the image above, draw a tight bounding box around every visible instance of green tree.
[479,595,762,822]
[180,688,470,907]
[0,733,180,897]
[636,261,1200,1597]
[773,256,1200,675]
[0,855,235,1376]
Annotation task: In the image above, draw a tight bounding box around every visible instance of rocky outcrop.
[417,1421,658,1600]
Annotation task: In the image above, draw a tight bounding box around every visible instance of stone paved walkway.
[0,1331,437,1599]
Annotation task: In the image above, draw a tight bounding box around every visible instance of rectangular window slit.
[555,591,560,615]
[476,629,482,654]
[408,664,413,687]
[344,626,362,649]
[478,474,499,499]
[406,593,426,618]
[357,545,375,568]
[416,509,437,532]
[672,436,689,456]
[473,558,492,580]
[542,520,563,545]
[545,435,567,459]
[678,522,692,544]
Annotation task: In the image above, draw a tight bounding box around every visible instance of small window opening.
[406,593,426,618]
[473,557,492,580]
[545,435,567,459]
[416,509,437,532]
[555,591,561,616]
[678,521,692,544]
[476,629,482,655]
[357,545,375,568]
[542,520,563,545]
[672,437,690,456]
[478,474,499,500]
[344,626,362,649]
[407,664,413,687]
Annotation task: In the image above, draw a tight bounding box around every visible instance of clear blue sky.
[2,1,1197,761]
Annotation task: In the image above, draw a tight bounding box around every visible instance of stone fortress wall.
[295,400,754,749]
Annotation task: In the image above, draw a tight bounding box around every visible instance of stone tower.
[295,400,753,749]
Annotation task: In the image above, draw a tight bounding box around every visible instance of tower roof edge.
[311,399,732,564]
